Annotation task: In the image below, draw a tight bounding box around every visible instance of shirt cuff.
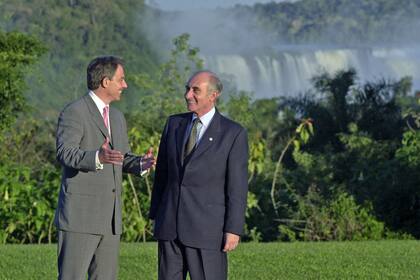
[96,150,103,170]
[140,156,143,173]
[140,156,148,176]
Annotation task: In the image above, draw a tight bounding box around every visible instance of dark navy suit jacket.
[149,110,248,250]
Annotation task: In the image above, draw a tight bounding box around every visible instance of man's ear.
[101,77,109,88]
[211,91,220,101]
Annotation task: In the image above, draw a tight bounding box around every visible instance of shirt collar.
[89,90,108,113]
[192,107,215,128]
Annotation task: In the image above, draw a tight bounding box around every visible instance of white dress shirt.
[89,91,109,170]
[189,107,216,145]
[89,90,111,135]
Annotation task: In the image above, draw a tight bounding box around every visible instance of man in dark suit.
[55,56,154,280]
[150,70,249,280]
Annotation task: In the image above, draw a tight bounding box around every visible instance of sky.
[147,0,291,11]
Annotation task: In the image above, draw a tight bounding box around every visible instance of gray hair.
[87,56,124,90]
[190,70,223,94]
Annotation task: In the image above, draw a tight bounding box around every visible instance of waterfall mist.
[141,5,420,98]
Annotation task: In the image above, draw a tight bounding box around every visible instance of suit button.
[112,189,116,192]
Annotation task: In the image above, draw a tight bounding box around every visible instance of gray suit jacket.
[150,110,249,250]
[54,94,141,235]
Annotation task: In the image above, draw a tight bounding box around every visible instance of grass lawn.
[0,240,419,279]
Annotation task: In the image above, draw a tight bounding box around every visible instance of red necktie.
[103,106,109,132]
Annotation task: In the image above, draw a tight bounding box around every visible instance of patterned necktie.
[102,106,110,132]
[184,118,201,158]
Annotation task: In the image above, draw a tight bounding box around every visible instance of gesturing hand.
[98,137,124,165]
[223,232,240,252]
[141,147,155,174]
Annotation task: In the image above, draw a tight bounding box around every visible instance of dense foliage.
[231,0,420,45]
[1,0,419,114]
[0,0,158,115]
[0,31,57,243]
[2,31,419,243]
[1,0,420,244]
[0,31,46,134]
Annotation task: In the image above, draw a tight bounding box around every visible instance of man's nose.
[185,88,193,99]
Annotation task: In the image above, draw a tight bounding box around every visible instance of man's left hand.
[223,232,240,252]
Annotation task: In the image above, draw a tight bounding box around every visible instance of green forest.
[232,0,420,45]
[0,0,419,244]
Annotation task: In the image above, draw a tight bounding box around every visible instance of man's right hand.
[141,147,155,170]
[98,137,124,165]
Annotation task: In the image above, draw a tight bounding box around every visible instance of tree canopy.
[0,31,46,134]
[230,0,420,45]
[0,0,158,115]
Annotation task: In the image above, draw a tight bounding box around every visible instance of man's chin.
[186,104,196,112]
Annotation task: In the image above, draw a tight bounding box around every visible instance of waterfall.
[203,47,420,98]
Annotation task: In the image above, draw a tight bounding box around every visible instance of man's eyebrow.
[185,85,200,90]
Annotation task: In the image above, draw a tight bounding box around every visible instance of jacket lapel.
[109,107,119,147]
[83,95,111,143]
[190,110,222,160]
[176,114,191,166]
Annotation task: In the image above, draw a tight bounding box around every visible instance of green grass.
[0,241,419,279]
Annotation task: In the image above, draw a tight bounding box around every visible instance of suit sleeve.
[224,128,249,235]
[120,112,142,175]
[56,105,96,171]
[149,119,169,219]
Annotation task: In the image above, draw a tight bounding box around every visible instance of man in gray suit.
[55,56,154,280]
[150,71,249,280]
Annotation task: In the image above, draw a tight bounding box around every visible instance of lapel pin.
[209,137,213,141]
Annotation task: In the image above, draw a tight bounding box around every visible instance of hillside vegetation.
[1,1,420,244]
[231,0,420,45]
[0,0,158,114]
